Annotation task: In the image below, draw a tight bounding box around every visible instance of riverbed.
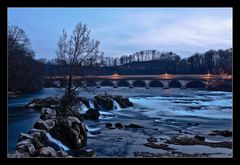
[8,87,232,157]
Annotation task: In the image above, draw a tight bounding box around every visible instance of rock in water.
[209,130,232,137]
[33,119,55,132]
[94,95,114,110]
[113,96,133,108]
[84,108,100,120]
[115,123,124,129]
[194,135,205,141]
[38,146,57,157]
[50,116,87,149]
[25,97,59,110]
[8,150,30,158]
[16,139,36,156]
[40,108,56,120]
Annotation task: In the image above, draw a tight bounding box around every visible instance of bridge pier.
[82,81,87,88]
[160,80,170,89]
[144,80,151,89]
[112,81,118,88]
[96,81,101,88]
[128,80,134,88]
[178,80,190,89]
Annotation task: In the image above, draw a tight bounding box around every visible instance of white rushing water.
[113,100,121,110]
[46,133,70,151]
[89,100,95,109]
[129,91,232,120]
[77,102,89,114]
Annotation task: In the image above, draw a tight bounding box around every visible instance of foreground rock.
[84,108,100,120]
[166,136,232,149]
[209,130,232,137]
[25,97,59,109]
[134,151,211,158]
[113,96,134,108]
[9,106,89,157]
[94,94,133,110]
[50,116,87,149]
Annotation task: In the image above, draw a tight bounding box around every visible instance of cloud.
[8,8,232,59]
[88,8,232,57]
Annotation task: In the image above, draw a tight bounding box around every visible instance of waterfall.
[77,102,89,114]
[89,100,95,109]
[46,133,70,151]
[113,100,121,110]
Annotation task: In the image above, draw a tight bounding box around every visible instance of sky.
[8,8,232,59]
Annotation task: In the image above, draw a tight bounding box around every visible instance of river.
[8,87,232,157]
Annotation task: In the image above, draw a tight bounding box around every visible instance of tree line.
[44,48,232,76]
[8,25,44,93]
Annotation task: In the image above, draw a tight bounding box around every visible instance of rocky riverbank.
[8,94,133,158]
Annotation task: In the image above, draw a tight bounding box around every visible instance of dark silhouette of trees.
[8,25,44,93]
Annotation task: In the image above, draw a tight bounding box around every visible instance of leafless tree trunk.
[56,23,100,100]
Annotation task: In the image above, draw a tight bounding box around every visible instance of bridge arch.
[118,80,129,87]
[169,80,181,88]
[133,80,146,87]
[86,80,96,87]
[149,80,163,87]
[101,80,113,87]
[186,80,206,88]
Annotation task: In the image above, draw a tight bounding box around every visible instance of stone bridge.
[46,74,232,89]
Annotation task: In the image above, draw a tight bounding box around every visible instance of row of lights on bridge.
[111,72,231,80]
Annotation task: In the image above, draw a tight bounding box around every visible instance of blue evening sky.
[8,8,232,59]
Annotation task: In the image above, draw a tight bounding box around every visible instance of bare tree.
[56,23,100,100]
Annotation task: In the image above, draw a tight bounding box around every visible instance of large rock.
[84,108,100,120]
[16,139,36,156]
[209,130,232,137]
[50,116,87,149]
[38,146,57,157]
[28,129,49,146]
[113,96,133,108]
[94,95,114,110]
[26,97,59,110]
[8,150,30,158]
[18,133,33,141]
[33,119,55,131]
[40,108,56,120]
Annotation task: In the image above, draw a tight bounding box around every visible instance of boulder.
[33,119,55,131]
[40,108,56,120]
[105,123,112,127]
[28,129,49,146]
[8,150,30,158]
[115,123,124,129]
[125,124,144,128]
[16,139,36,156]
[50,116,87,149]
[113,96,133,108]
[38,146,57,157]
[84,108,100,120]
[57,150,72,157]
[26,97,59,110]
[18,133,33,141]
[94,95,114,110]
[209,130,232,137]
[194,135,205,141]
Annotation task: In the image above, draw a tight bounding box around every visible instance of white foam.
[129,93,232,120]
[89,100,95,109]
[113,100,121,110]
